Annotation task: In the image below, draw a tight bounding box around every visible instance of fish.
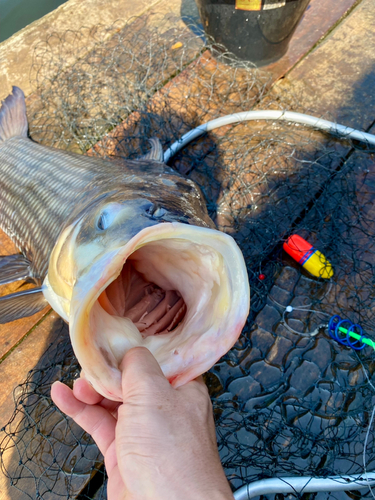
[0,86,250,401]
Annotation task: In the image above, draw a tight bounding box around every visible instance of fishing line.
[281,305,330,337]
[164,110,375,162]
[278,300,375,350]
[268,280,333,337]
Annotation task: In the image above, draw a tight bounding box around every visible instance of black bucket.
[195,0,310,66]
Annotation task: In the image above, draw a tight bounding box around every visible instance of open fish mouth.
[48,222,249,401]
[98,260,187,338]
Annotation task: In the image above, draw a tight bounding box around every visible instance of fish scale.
[0,83,208,323]
[0,137,103,277]
[0,136,160,278]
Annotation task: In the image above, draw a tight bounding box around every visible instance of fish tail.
[0,86,28,143]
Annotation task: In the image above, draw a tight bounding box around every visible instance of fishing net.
[1,10,375,500]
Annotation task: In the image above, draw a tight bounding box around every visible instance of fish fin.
[0,287,48,324]
[0,254,32,285]
[140,138,164,162]
[0,86,28,143]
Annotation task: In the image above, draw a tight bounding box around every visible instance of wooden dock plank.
[272,0,375,127]
[88,0,361,163]
[0,312,57,432]
[0,0,164,102]
[265,0,360,80]
[0,312,59,500]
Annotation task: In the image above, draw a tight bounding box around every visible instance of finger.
[194,375,206,386]
[73,378,121,415]
[107,464,127,500]
[177,375,210,403]
[73,378,104,405]
[103,439,118,474]
[51,381,116,456]
[176,375,206,391]
[120,347,168,394]
[191,375,210,394]
[100,399,122,416]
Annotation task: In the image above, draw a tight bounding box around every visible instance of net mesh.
[1,12,375,499]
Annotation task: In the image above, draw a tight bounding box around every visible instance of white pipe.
[233,473,375,499]
[163,110,375,163]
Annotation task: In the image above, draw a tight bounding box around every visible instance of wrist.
[178,476,234,500]
[191,489,234,500]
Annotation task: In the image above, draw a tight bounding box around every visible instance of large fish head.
[43,189,250,401]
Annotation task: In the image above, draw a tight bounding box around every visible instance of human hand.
[51,347,233,500]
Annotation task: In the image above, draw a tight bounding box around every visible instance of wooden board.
[0,313,103,500]
[0,312,62,429]
[272,0,375,127]
[88,0,361,162]
[0,0,164,101]
[266,0,360,80]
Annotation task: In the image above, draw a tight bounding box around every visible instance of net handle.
[233,473,375,499]
[163,110,375,163]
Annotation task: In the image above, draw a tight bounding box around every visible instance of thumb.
[120,347,169,398]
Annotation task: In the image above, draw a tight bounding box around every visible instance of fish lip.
[69,221,250,401]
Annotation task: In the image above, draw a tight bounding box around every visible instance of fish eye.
[96,212,108,231]
[146,205,167,218]
[153,207,167,218]
[96,202,125,231]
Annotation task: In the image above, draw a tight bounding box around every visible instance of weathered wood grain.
[88,0,362,170]
[266,0,360,79]
[272,0,375,127]
[0,312,59,430]
[0,0,164,102]
[70,0,361,160]
[0,313,102,500]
